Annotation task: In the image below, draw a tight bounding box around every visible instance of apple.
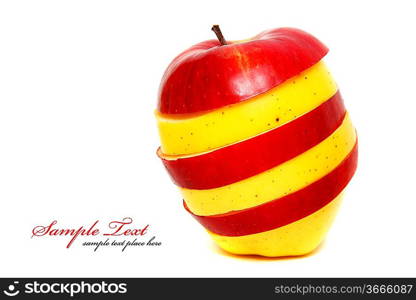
[155,25,358,257]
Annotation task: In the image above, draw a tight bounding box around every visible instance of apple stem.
[211,25,227,46]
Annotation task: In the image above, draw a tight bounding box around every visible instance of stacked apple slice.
[156,27,357,257]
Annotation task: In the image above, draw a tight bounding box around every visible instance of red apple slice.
[159,91,346,189]
[184,141,358,236]
[158,28,328,114]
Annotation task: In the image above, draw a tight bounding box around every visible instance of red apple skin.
[184,142,358,236]
[158,28,328,115]
[159,92,346,189]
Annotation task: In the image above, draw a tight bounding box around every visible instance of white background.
[1,0,415,277]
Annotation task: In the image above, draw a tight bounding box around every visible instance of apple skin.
[158,28,328,115]
[184,142,358,236]
[158,92,346,189]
